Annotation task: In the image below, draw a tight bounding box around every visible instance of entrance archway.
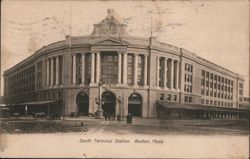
[76,92,89,116]
[102,91,116,116]
[128,93,142,116]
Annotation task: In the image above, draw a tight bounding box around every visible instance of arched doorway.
[128,93,142,116]
[76,92,89,116]
[102,91,116,116]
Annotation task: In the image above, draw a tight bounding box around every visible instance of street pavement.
[1,116,249,135]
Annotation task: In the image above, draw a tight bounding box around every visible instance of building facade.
[3,9,248,119]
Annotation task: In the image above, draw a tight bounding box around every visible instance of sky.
[1,0,249,96]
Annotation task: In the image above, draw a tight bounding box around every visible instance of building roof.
[12,100,60,106]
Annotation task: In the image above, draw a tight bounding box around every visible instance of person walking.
[117,114,121,122]
[126,112,132,124]
[103,111,107,121]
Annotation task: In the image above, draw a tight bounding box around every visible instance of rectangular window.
[201,99,205,104]
[239,90,243,95]
[201,89,204,95]
[206,72,209,78]
[210,91,213,97]
[174,95,177,101]
[239,83,243,88]
[137,55,144,85]
[127,54,133,85]
[210,100,213,105]
[206,90,209,96]
[210,73,213,80]
[168,94,171,101]
[201,79,205,86]
[189,96,192,103]
[202,70,205,77]
[160,94,164,100]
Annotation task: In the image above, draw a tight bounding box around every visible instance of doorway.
[76,92,89,116]
[128,93,142,116]
[102,91,116,116]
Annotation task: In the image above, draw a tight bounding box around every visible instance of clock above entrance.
[91,9,129,36]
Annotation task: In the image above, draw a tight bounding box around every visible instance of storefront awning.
[157,101,249,113]
[11,100,61,106]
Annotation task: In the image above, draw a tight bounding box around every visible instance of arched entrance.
[102,91,116,116]
[128,93,142,116]
[76,92,89,116]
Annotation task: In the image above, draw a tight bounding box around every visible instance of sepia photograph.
[0,0,249,158]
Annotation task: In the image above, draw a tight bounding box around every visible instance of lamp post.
[95,78,104,118]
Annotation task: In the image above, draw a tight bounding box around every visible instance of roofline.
[3,35,245,80]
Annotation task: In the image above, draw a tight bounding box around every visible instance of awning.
[157,101,249,113]
[11,100,60,106]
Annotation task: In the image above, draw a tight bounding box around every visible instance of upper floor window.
[185,63,193,72]
[202,70,205,77]
[239,83,243,88]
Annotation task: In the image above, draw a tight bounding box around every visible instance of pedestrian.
[126,112,132,124]
[103,112,107,121]
[117,114,121,122]
[107,112,111,121]
[112,113,115,120]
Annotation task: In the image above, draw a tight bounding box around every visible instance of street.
[1,117,249,135]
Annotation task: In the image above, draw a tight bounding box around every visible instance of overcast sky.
[1,0,249,96]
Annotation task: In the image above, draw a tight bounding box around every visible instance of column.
[50,57,54,86]
[90,52,95,84]
[163,57,167,88]
[176,60,179,89]
[117,52,122,84]
[123,53,127,85]
[171,59,174,89]
[133,54,138,85]
[72,54,76,84]
[46,59,50,86]
[55,56,59,86]
[81,53,85,84]
[143,55,148,86]
[156,56,159,87]
[95,52,100,83]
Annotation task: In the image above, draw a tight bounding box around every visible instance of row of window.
[5,66,36,96]
[48,56,63,86]
[201,70,233,85]
[201,99,233,108]
[158,57,179,88]
[201,89,233,100]
[184,84,192,93]
[201,79,233,92]
[184,63,193,93]
[36,61,43,89]
[159,93,178,102]
[73,53,146,85]
[37,91,62,100]
[184,95,192,103]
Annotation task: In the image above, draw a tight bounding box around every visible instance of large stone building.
[3,9,248,119]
